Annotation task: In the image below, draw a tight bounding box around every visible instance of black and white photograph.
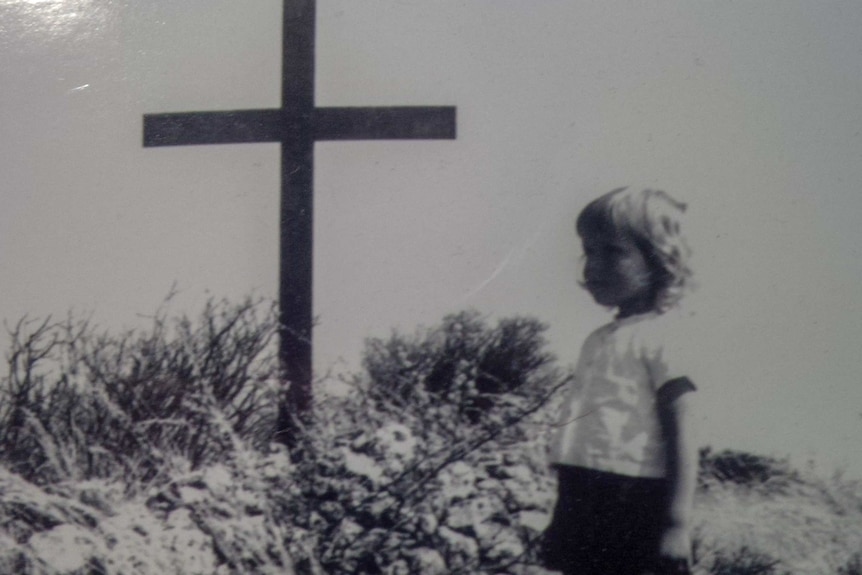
[2,1,861,573]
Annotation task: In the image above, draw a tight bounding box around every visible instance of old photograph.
[1,1,861,573]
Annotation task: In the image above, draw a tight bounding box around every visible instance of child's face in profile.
[581,230,654,315]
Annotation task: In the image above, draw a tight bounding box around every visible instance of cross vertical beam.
[280,0,316,421]
[142,0,456,445]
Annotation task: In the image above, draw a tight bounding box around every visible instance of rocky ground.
[3,439,861,575]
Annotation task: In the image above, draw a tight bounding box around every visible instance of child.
[541,187,698,575]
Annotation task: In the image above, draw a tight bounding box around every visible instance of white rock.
[178,485,208,505]
[100,502,169,574]
[336,518,365,542]
[28,524,105,574]
[0,534,22,567]
[259,450,292,479]
[444,503,474,532]
[383,559,411,575]
[474,520,503,545]
[503,463,534,484]
[203,464,234,497]
[408,547,447,575]
[514,510,551,532]
[447,461,473,478]
[342,450,384,485]
[506,480,554,511]
[445,496,497,533]
[438,462,477,501]
[438,526,479,559]
[485,528,525,562]
[374,423,417,460]
[160,508,218,575]
[416,511,439,535]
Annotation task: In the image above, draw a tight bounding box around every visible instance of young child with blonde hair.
[541,187,698,575]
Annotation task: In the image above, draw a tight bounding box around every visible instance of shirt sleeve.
[642,312,699,393]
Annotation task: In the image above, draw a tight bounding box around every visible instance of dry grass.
[0,296,279,490]
[693,458,862,575]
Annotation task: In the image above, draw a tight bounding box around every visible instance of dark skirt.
[540,465,671,575]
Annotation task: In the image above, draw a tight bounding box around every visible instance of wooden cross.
[143,0,456,442]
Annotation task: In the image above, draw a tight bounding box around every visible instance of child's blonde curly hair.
[576,187,693,312]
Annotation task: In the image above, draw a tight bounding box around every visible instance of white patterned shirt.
[549,309,697,478]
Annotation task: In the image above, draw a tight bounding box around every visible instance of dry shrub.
[693,450,862,575]
[0,303,569,574]
[266,310,570,575]
[0,296,279,488]
[267,382,565,575]
[363,310,559,426]
[698,448,800,495]
[706,545,783,575]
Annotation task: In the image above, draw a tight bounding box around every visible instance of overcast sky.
[2,0,862,476]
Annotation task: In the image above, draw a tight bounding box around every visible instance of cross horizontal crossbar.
[315,107,456,140]
[144,106,456,147]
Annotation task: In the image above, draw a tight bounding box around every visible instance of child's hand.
[657,525,692,573]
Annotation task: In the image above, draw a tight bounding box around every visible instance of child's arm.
[657,377,699,567]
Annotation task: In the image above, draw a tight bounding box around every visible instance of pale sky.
[2,0,862,476]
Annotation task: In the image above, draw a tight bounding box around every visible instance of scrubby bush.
[0,296,279,488]
[267,310,571,574]
[0,302,571,574]
[706,546,783,575]
[698,447,799,493]
[692,447,862,575]
[363,310,558,425]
